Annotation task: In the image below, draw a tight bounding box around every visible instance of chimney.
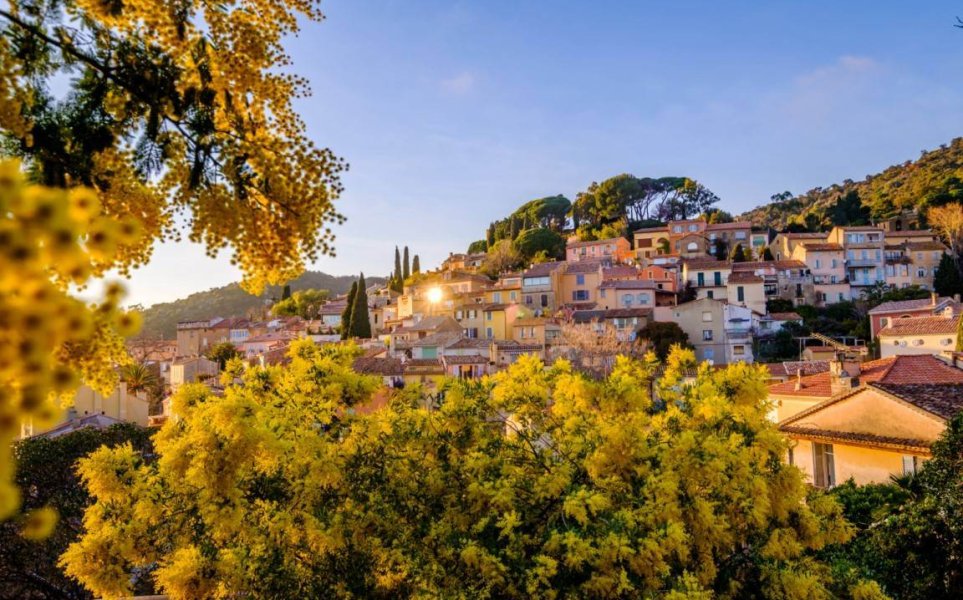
[794,369,803,391]
[829,358,860,396]
[932,291,938,306]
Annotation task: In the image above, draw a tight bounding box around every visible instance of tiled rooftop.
[878,315,959,336]
[873,382,963,420]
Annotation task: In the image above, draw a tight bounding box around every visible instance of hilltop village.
[23,211,963,491]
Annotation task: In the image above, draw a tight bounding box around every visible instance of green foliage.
[740,138,963,229]
[731,243,749,262]
[350,274,371,339]
[403,247,410,281]
[934,253,963,298]
[206,342,241,370]
[467,240,488,254]
[340,281,357,340]
[281,285,292,301]
[63,348,865,599]
[513,228,566,261]
[821,415,963,600]
[763,247,775,261]
[412,255,421,274]
[271,288,329,320]
[137,272,375,338]
[0,424,153,599]
[636,322,692,360]
[713,238,728,261]
[860,283,931,310]
[766,299,796,313]
[394,246,402,283]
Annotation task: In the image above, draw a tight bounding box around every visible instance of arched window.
[687,242,698,251]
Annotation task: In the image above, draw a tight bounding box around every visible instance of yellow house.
[769,232,827,261]
[769,354,963,486]
[780,382,963,486]
[511,317,561,345]
[20,382,150,438]
[482,303,529,341]
[681,257,731,301]
[558,261,602,306]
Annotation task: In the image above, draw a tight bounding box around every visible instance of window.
[688,224,698,232]
[735,231,746,240]
[465,328,478,338]
[687,242,698,251]
[703,329,713,341]
[702,311,712,321]
[540,294,549,307]
[523,276,550,287]
[492,292,501,303]
[573,290,589,301]
[831,259,838,268]
[600,289,607,298]
[714,272,722,286]
[576,274,585,285]
[838,293,845,301]
[902,455,919,475]
[673,225,683,233]
[486,312,493,321]
[486,327,493,339]
[638,293,649,305]
[813,443,836,488]
[468,310,477,319]
[707,290,714,299]
[510,291,517,302]
[703,348,714,360]
[733,345,745,356]
[456,310,463,319]
[737,286,745,302]
[917,267,926,278]
[815,259,821,269]
[697,272,705,286]
[622,293,634,307]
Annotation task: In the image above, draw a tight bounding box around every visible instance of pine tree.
[403,246,410,280]
[341,282,357,340]
[412,255,421,274]
[762,247,775,261]
[351,274,372,339]
[510,215,521,240]
[935,253,963,298]
[394,246,402,282]
[486,223,496,247]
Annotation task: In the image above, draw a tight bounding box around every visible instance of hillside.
[137,271,385,339]
[738,137,963,230]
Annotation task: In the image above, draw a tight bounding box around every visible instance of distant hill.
[136,271,386,339]
[738,137,963,230]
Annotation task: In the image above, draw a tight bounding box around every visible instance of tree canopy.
[271,288,329,320]
[60,343,878,599]
[513,227,566,261]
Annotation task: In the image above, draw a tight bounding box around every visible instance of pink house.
[566,237,633,263]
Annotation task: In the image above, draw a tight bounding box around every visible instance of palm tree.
[120,362,158,397]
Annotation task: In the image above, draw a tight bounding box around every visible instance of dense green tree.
[281,285,292,301]
[272,288,329,320]
[513,228,566,261]
[766,298,796,313]
[509,215,521,240]
[822,414,963,600]
[731,243,749,262]
[340,281,357,340]
[0,424,154,599]
[350,274,371,339]
[394,247,402,283]
[713,238,728,261]
[486,223,496,247]
[412,255,421,274]
[935,252,963,298]
[829,191,871,226]
[205,342,241,370]
[636,322,692,360]
[403,247,410,281]
[704,208,734,224]
[762,247,775,261]
[467,240,488,254]
[481,240,524,278]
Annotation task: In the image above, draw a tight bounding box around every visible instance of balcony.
[846,259,880,268]
[725,328,752,341]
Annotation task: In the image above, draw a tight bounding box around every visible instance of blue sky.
[126,1,963,306]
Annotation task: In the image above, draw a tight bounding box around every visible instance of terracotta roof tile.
[599,280,658,290]
[683,257,731,270]
[802,243,844,252]
[780,426,932,452]
[769,312,803,321]
[879,316,959,336]
[566,237,627,249]
[443,354,489,365]
[352,357,404,376]
[873,382,963,419]
[769,354,963,398]
[869,297,953,314]
[727,272,763,283]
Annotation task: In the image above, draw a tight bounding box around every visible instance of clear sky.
[125,0,963,307]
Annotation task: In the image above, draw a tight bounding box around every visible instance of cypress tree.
[341,281,357,339]
[281,284,292,300]
[486,223,496,247]
[713,239,728,261]
[731,243,748,263]
[762,247,775,261]
[412,255,421,274]
[403,246,410,280]
[394,246,402,280]
[351,273,372,338]
[935,253,963,298]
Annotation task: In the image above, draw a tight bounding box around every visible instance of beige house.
[176,318,231,357]
[521,261,566,314]
[511,317,562,346]
[633,226,670,259]
[20,382,150,438]
[654,298,754,365]
[170,356,219,390]
[726,271,766,315]
[791,242,850,305]
[781,380,963,486]
[879,315,959,358]
[770,232,826,261]
[596,280,663,310]
[681,257,731,301]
